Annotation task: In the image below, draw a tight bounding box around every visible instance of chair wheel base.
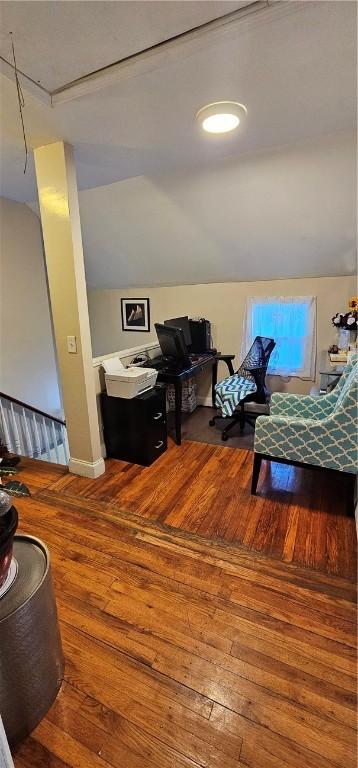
[221,433,229,441]
[209,419,216,427]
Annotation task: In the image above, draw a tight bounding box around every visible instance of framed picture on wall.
[121,298,150,332]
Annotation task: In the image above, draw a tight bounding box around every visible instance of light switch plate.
[67,335,77,354]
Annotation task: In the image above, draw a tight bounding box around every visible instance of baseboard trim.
[68,457,105,478]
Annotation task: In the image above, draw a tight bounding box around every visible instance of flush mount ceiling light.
[196,101,247,134]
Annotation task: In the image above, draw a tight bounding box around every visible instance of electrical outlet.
[67,335,77,354]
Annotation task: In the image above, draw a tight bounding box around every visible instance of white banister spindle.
[51,421,60,464]
[42,416,52,461]
[61,424,69,464]
[0,399,12,452]
[10,403,22,454]
[0,394,68,466]
[32,413,42,458]
[22,407,33,457]
[38,418,46,460]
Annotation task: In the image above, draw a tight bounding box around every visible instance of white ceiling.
[79,130,356,289]
[0,0,357,206]
[0,1,246,92]
[1,0,356,206]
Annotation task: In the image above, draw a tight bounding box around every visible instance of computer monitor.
[155,323,190,368]
[164,316,192,347]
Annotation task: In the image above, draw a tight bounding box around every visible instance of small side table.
[319,352,345,394]
[0,535,64,745]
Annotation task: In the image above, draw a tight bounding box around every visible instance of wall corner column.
[34,141,105,478]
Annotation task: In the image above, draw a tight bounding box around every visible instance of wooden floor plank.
[28,479,356,598]
[9,452,357,768]
[38,441,357,579]
[61,615,354,767]
[210,703,339,768]
[56,657,242,768]
[22,490,357,602]
[30,523,354,696]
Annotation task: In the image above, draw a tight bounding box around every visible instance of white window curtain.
[241,296,316,379]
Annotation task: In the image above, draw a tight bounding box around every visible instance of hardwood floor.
[19,440,357,579]
[10,451,358,768]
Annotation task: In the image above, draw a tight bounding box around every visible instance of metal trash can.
[0,535,64,745]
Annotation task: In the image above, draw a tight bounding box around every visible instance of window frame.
[242,296,316,379]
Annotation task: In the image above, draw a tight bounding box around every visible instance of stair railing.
[0,392,69,465]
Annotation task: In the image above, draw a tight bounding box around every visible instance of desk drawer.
[101,386,167,466]
[146,434,167,464]
[147,407,166,427]
[145,416,167,463]
[144,386,166,418]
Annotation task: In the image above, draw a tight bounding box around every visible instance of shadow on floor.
[167,406,255,450]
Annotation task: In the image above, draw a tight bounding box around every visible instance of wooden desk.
[153,354,215,445]
[144,353,235,445]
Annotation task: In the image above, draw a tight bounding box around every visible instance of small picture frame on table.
[121,298,150,332]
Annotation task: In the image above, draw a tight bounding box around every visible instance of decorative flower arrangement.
[348,296,358,310]
[332,310,357,331]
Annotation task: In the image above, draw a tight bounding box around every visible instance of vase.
[337,329,350,351]
[348,329,357,349]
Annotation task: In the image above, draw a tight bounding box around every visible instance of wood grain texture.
[19,438,357,579]
[11,450,357,768]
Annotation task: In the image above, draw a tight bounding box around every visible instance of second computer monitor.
[164,316,192,347]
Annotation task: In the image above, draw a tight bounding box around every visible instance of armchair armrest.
[254,412,356,474]
[257,414,318,429]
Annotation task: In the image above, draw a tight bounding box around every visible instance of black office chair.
[209,336,276,441]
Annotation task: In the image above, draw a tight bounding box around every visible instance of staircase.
[0,392,69,465]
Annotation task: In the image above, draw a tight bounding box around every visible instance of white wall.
[88,274,357,399]
[86,130,356,401]
[80,130,356,289]
[0,197,62,415]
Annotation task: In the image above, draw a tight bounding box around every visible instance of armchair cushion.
[215,375,257,418]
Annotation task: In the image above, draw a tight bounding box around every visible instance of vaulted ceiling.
[1,1,357,287]
[1,1,356,203]
[78,130,356,288]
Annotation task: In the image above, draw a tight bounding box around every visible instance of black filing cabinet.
[101,385,167,466]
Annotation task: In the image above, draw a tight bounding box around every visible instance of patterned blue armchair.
[270,352,358,420]
[251,360,358,511]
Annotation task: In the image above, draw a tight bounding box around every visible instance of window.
[242,296,316,378]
